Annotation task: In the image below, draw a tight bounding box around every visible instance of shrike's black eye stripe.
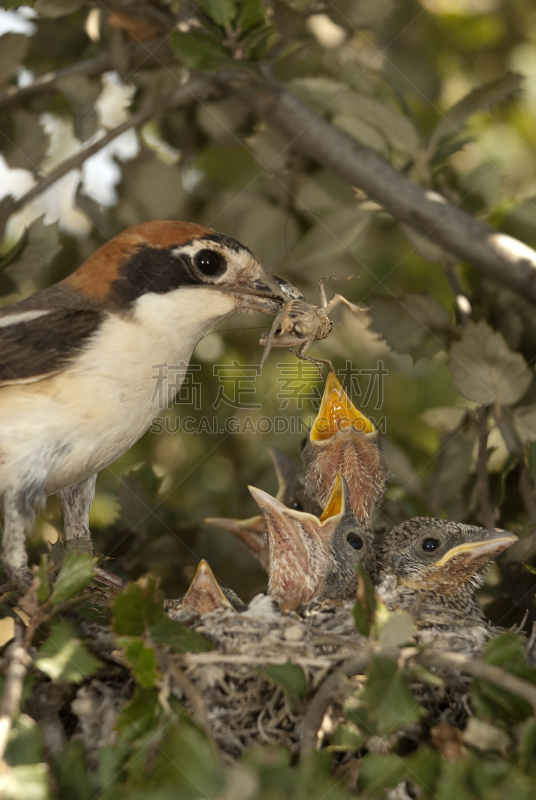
[111,245,202,307]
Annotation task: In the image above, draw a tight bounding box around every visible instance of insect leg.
[324,293,369,315]
[317,274,360,309]
[260,306,285,367]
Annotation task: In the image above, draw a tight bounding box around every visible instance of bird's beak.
[173,559,234,616]
[205,515,269,571]
[311,372,376,443]
[318,472,346,536]
[248,484,328,609]
[435,528,518,567]
[227,270,299,316]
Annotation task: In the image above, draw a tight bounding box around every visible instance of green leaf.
[289,206,371,270]
[50,552,95,606]
[112,577,163,635]
[327,723,367,752]
[429,72,523,153]
[335,92,420,156]
[450,320,532,406]
[199,0,237,26]
[152,719,225,799]
[35,620,102,683]
[149,616,215,654]
[358,753,407,795]
[347,656,426,736]
[118,638,160,687]
[259,661,307,711]
[236,0,266,31]
[33,0,84,17]
[353,563,376,636]
[170,31,229,70]
[0,33,29,84]
[368,293,450,358]
[377,610,415,647]
[519,718,536,775]
[5,216,63,292]
[115,687,161,743]
[54,739,95,800]
[5,715,43,766]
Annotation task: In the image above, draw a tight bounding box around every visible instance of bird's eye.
[422,537,441,552]
[292,501,303,511]
[194,249,226,277]
[347,532,363,551]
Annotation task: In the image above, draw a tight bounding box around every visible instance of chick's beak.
[311,372,376,442]
[248,485,328,610]
[434,528,518,567]
[176,559,233,616]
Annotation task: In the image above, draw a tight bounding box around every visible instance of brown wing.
[0,295,103,386]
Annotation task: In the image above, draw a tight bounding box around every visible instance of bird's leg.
[59,474,97,553]
[1,487,33,589]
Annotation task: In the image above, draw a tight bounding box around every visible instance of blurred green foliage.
[3,0,536,795]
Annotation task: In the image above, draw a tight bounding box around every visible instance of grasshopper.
[259,275,363,373]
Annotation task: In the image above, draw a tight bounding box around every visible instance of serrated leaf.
[429,72,523,153]
[33,0,84,18]
[118,638,160,687]
[450,320,532,405]
[112,577,163,635]
[5,715,43,766]
[259,661,307,711]
[36,621,102,683]
[149,616,214,654]
[368,293,450,358]
[335,92,420,156]
[115,687,161,742]
[0,33,29,84]
[289,206,371,269]
[421,406,467,432]
[200,0,237,26]
[358,753,407,795]
[170,30,229,70]
[353,563,376,636]
[5,217,63,291]
[50,552,95,606]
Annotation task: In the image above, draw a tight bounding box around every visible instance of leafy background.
[3,0,536,796]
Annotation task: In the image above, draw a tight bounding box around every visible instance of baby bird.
[166,559,245,621]
[300,372,388,524]
[249,472,374,611]
[375,518,518,650]
[206,446,320,571]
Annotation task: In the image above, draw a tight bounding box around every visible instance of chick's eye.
[422,537,441,552]
[292,501,303,511]
[194,249,226,276]
[347,532,363,551]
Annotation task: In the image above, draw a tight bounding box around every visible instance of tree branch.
[228,76,536,305]
[0,37,173,114]
[0,619,32,762]
[1,76,217,227]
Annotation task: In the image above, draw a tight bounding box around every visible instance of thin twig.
[179,653,334,668]
[477,407,495,529]
[0,619,32,761]
[417,648,536,713]
[2,77,216,221]
[0,37,173,114]
[440,258,472,323]
[300,652,372,754]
